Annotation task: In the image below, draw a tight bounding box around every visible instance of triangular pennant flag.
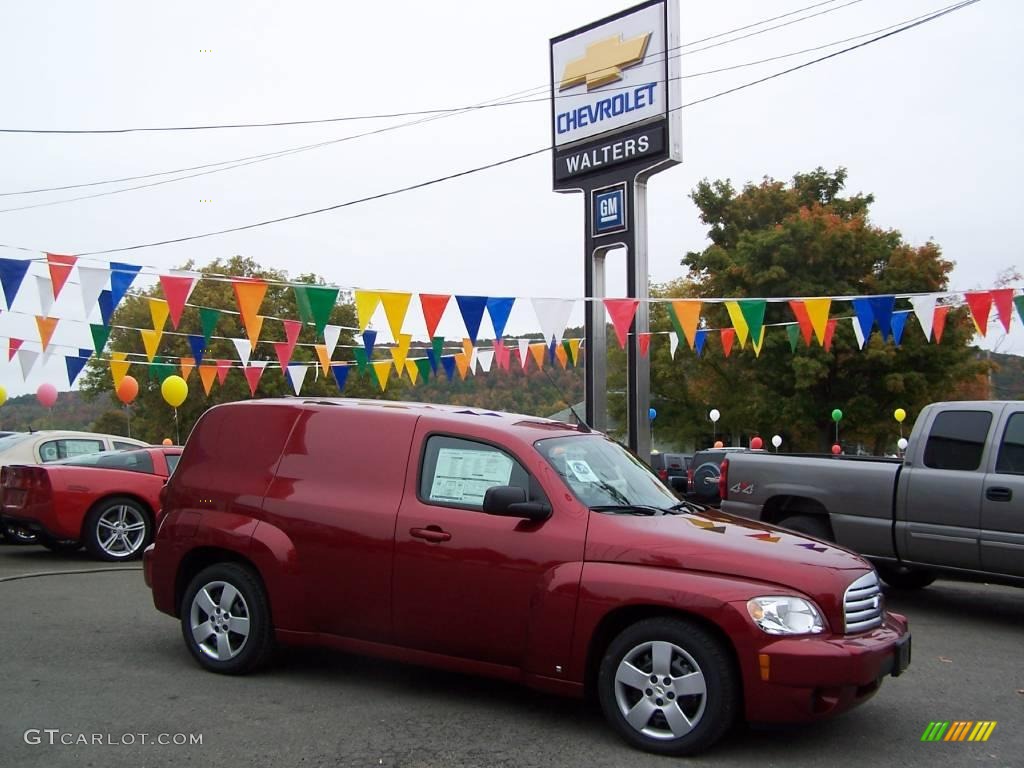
[555,344,569,369]
[323,325,341,357]
[568,338,581,366]
[199,307,221,341]
[891,311,910,346]
[455,295,487,343]
[273,342,293,371]
[419,294,451,339]
[354,290,381,332]
[180,356,195,381]
[851,298,874,342]
[293,285,340,336]
[109,352,130,389]
[823,319,838,352]
[532,297,575,346]
[991,288,1015,333]
[314,343,332,373]
[493,340,509,371]
[405,359,420,385]
[232,338,252,367]
[286,364,308,395]
[159,274,197,329]
[548,338,558,365]
[78,266,110,316]
[148,298,170,332]
[461,337,474,361]
[245,315,265,348]
[669,332,679,358]
[477,349,494,373]
[149,356,173,384]
[330,363,350,392]
[198,364,218,395]
[90,324,111,354]
[431,336,444,373]
[34,316,58,352]
[391,333,412,371]
[518,338,530,368]
[739,300,767,344]
[720,328,736,357]
[36,275,54,316]
[0,258,31,309]
[486,297,515,340]
[724,302,749,347]
[378,292,412,340]
[17,348,39,379]
[281,319,302,348]
[910,294,938,341]
[789,301,814,346]
[604,299,639,348]
[694,329,708,357]
[529,342,547,369]
[868,296,896,341]
[786,324,800,352]
[215,359,232,385]
[638,332,652,357]
[851,316,867,349]
[454,353,471,380]
[933,305,950,344]
[353,347,368,374]
[109,262,141,307]
[362,329,377,360]
[46,253,77,299]
[751,327,766,357]
[414,358,432,383]
[964,291,993,336]
[244,363,266,396]
[188,335,206,367]
[140,329,162,361]
[65,349,92,385]
[441,355,456,381]
[97,290,114,326]
[670,300,702,349]
[1015,295,1024,326]
[8,338,23,362]
[232,279,267,341]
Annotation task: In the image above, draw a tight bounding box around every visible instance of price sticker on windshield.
[567,459,601,483]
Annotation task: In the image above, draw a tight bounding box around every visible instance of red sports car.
[0,446,181,561]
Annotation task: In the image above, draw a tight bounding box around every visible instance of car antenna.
[540,359,591,433]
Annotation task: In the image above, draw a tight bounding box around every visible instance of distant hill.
[0,391,112,433]
[988,350,1024,400]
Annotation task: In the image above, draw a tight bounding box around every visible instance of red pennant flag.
[8,338,23,362]
[46,253,77,300]
[273,341,293,371]
[604,298,639,348]
[159,274,196,329]
[215,359,232,385]
[991,288,1015,332]
[720,328,736,357]
[244,365,265,396]
[933,305,950,343]
[788,300,814,346]
[282,318,302,347]
[823,319,838,352]
[638,332,652,357]
[419,294,451,339]
[964,291,993,336]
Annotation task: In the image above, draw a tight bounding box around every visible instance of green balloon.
[831,408,843,422]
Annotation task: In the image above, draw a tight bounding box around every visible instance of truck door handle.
[986,487,1012,502]
[410,526,451,543]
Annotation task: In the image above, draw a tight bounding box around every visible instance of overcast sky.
[0,0,1020,397]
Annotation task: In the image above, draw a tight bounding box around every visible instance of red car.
[146,399,910,756]
[1,446,181,561]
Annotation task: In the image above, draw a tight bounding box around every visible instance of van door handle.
[986,487,1012,502]
[410,526,451,543]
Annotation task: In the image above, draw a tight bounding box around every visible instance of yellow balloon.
[161,375,188,408]
[894,408,907,423]
[0,385,6,406]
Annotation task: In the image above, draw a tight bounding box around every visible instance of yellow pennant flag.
[148,298,170,332]
[529,342,547,370]
[725,301,749,348]
[314,343,332,373]
[751,327,766,357]
[35,316,59,352]
[391,333,412,372]
[568,338,581,366]
[455,352,470,380]
[198,364,218,395]
[180,356,195,381]
[555,343,569,369]
[405,358,419,385]
[140,328,162,362]
[804,298,832,346]
[354,290,381,332]
[371,360,392,391]
[461,337,474,360]
[379,292,412,339]
[671,300,702,349]
[110,351,130,389]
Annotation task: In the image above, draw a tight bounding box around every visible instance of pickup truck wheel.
[778,515,831,541]
[876,564,936,590]
[83,497,151,561]
[180,563,273,675]
[598,617,738,756]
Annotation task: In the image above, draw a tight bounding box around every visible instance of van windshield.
[535,435,678,511]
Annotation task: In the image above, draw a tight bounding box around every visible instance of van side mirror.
[482,486,551,522]
[669,476,688,492]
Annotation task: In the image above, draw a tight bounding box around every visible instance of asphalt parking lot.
[0,544,1021,768]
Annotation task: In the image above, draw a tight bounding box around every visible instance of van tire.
[180,563,273,675]
[778,514,831,541]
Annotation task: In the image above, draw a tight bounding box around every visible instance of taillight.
[718,458,729,501]
[658,468,668,482]
[687,468,694,491]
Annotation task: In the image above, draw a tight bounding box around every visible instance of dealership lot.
[0,545,1021,768]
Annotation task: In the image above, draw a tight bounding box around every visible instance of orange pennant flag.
[232,279,268,343]
[455,352,470,380]
[198,363,218,395]
[529,342,547,369]
[803,298,831,346]
[245,315,265,348]
[461,337,474,359]
[314,343,332,373]
[148,298,170,332]
[140,329,162,362]
[555,343,569,369]
[35,316,58,352]
[180,356,195,381]
[671,300,702,349]
[788,301,813,346]
[110,352,130,389]
[379,292,412,339]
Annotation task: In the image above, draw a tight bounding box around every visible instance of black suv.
[649,452,691,489]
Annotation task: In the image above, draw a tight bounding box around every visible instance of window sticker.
[429,447,515,505]
[566,459,601,483]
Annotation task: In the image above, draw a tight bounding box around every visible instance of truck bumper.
[744,612,911,722]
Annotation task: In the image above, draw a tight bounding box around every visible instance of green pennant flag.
[431,335,445,361]
[739,300,767,343]
[562,339,574,365]
[353,347,368,374]
[415,357,432,383]
[1015,295,1024,325]
[90,324,112,354]
[151,356,175,383]
[786,324,800,352]
[294,285,340,336]
[200,307,221,341]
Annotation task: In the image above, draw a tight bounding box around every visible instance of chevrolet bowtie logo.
[560,32,652,91]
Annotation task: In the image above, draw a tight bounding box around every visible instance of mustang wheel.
[83,497,151,561]
[180,563,273,675]
[598,617,738,756]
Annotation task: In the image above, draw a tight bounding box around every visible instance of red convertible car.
[0,446,180,561]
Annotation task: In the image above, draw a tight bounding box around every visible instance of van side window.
[923,411,992,471]
[420,436,536,511]
[995,413,1024,475]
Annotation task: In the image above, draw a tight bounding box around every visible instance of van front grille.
[844,571,883,633]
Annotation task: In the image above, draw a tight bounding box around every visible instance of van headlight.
[746,596,825,635]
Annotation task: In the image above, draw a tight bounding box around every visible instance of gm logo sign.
[592,183,627,237]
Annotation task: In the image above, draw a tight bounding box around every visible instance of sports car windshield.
[535,435,678,510]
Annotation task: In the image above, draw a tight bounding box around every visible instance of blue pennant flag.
[0,258,31,310]
[362,329,377,359]
[331,363,350,392]
[65,349,93,385]
[97,290,115,326]
[868,296,896,341]
[486,297,515,340]
[441,355,456,381]
[188,334,206,366]
[851,298,875,340]
[891,311,911,346]
[455,295,488,343]
[110,262,142,307]
[694,329,708,357]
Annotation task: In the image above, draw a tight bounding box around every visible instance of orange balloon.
[713,440,724,449]
[162,438,173,446]
[117,375,139,405]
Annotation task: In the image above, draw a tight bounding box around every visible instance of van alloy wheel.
[613,640,708,740]
[189,580,251,661]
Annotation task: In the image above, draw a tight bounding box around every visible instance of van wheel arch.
[175,548,269,620]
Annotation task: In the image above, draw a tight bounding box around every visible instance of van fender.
[247,520,310,632]
[521,561,585,679]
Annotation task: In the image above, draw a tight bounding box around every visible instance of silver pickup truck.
[719,401,1023,589]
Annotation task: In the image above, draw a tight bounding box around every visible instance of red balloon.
[116,375,139,405]
[750,436,764,450]
[36,383,58,409]
[831,444,842,455]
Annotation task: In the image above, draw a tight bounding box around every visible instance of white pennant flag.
[517,339,530,368]
[36,276,53,316]
[532,298,576,347]
[910,294,938,341]
[670,333,679,359]
[232,338,252,367]
[18,348,39,379]
[477,349,494,373]
[287,364,308,395]
[249,360,269,369]
[323,324,342,357]
[851,317,867,349]
[470,347,479,373]
[78,266,110,316]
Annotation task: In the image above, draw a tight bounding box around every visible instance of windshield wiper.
[668,500,707,514]
[590,504,666,516]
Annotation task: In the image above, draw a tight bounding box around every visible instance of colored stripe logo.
[921,721,997,742]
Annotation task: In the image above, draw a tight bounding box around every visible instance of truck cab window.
[923,411,992,471]
[995,413,1024,475]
